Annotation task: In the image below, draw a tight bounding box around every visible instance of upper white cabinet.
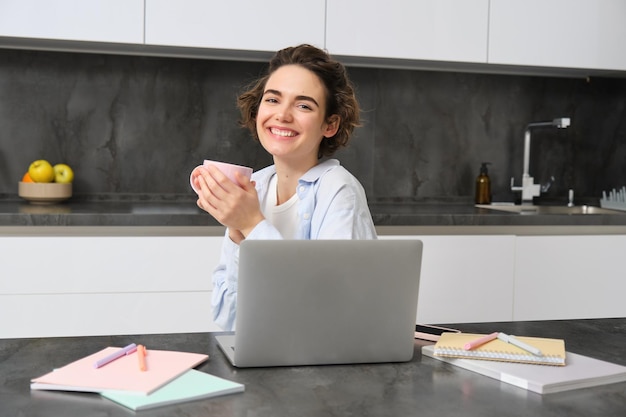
[144,0,325,52]
[2,0,625,77]
[0,0,144,44]
[489,0,626,71]
[326,0,489,64]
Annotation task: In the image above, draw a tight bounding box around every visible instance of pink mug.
[190,160,253,194]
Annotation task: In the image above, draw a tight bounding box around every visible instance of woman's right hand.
[195,165,265,240]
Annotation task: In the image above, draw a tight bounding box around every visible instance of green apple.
[28,160,55,183]
[53,163,74,183]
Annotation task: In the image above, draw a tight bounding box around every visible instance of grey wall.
[1,48,625,203]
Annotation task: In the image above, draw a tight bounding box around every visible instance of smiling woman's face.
[255,65,339,167]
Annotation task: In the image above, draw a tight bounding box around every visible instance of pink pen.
[463,332,499,350]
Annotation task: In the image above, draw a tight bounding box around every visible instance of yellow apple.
[53,163,74,183]
[28,160,55,183]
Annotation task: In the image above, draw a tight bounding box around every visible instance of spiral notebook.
[432,332,566,366]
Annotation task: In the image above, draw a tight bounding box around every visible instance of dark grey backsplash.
[1,48,625,203]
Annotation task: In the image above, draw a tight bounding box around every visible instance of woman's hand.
[195,165,264,241]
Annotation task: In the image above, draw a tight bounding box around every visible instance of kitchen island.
[1,318,625,417]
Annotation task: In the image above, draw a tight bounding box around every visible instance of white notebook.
[422,345,626,394]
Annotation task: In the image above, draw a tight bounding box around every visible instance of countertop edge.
[2,225,626,237]
[0,225,227,237]
[376,225,626,236]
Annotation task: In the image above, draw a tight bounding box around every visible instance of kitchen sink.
[475,204,625,215]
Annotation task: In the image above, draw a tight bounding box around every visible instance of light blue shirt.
[211,159,378,330]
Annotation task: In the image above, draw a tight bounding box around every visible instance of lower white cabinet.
[385,234,626,324]
[514,235,626,320]
[3,232,624,338]
[0,235,225,338]
[1,233,518,337]
[381,235,516,324]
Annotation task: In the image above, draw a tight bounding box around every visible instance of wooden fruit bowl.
[18,181,72,204]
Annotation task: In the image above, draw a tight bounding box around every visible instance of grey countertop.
[2,194,626,228]
[1,319,625,417]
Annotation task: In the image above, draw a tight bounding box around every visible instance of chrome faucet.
[511,117,571,204]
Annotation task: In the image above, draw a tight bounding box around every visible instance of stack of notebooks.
[422,332,626,394]
[30,345,244,411]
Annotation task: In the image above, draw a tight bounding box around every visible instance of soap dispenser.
[475,162,491,204]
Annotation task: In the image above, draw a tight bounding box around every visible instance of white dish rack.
[600,187,626,212]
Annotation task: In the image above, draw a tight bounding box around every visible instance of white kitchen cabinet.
[1,233,516,337]
[0,235,224,338]
[514,235,626,321]
[326,0,489,64]
[489,0,626,71]
[381,235,516,324]
[5,230,624,338]
[144,0,325,52]
[0,0,144,44]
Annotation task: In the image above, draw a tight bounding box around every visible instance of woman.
[194,44,377,330]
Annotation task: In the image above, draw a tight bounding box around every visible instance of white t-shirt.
[262,174,299,239]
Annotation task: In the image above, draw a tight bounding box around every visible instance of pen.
[137,344,147,371]
[94,343,137,368]
[463,332,499,350]
[497,332,543,356]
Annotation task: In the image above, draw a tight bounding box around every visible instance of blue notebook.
[101,369,244,411]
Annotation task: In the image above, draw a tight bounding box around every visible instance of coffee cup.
[190,160,253,194]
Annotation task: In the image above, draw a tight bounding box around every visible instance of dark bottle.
[475,162,491,204]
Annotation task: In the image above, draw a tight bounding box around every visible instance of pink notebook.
[31,347,208,395]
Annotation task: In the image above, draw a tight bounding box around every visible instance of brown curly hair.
[237,44,360,158]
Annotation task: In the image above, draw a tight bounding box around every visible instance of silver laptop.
[215,239,423,367]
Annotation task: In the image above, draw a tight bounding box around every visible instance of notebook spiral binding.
[434,347,565,365]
